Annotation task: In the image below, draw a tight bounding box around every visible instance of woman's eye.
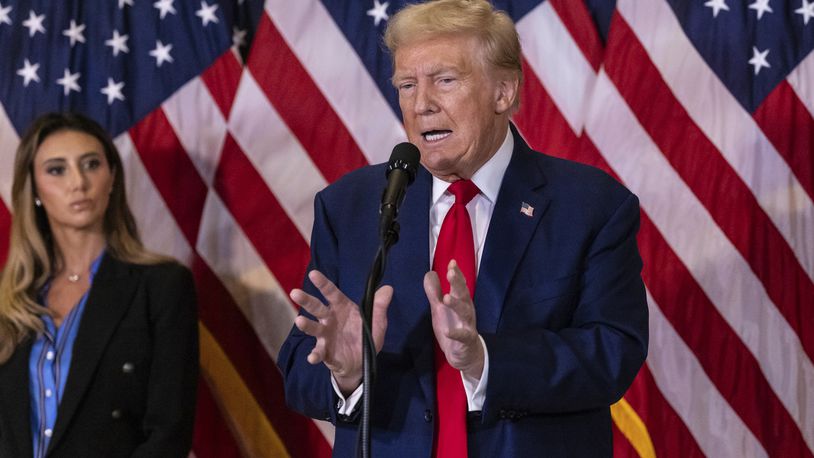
[46,166,64,176]
[83,159,101,170]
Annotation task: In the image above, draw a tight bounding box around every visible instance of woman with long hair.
[0,112,198,457]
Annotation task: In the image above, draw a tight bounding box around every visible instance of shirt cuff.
[461,334,489,412]
[331,375,364,416]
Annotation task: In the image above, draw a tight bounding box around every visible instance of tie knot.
[447,179,480,206]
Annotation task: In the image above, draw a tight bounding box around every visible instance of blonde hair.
[0,112,169,363]
[384,0,523,107]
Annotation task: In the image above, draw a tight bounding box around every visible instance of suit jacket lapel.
[47,254,140,453]
[474,127,549,334]
[0,338,34,458]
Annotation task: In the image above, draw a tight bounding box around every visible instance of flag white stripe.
[516,1,595,135]
[788,50,814,122]
[618,0,814,280]
[264,0,405,165]
[161,78,228,189]
[196,191,296,361]
[646,290,767,458]
[115,133,194,264]
[229,70,326,243]
[0,104,19,207]
[586,69,814,451]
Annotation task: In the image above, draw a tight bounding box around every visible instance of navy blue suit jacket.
[278,127,648,457]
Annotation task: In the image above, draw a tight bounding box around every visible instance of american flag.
[0,0,811,456]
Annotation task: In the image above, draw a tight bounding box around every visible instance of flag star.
[149,40,174,67]
[153,0,176,19]
[101,78,125,105]
[749,0,773,19]
[0,3,12,26]
[118,0,134,8]
[196,1,219,26]
[796,0,814,25]
[16,59,40,87]
[704,0,729,17]
[22,10,45,37]
[367,0,389,27]
[105,30,129,56]
[232,26,247,49]
[748,46,770,75]
[62,20,86,47]
[56,68,81,96]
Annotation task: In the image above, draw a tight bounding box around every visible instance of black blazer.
[0,254,199,458]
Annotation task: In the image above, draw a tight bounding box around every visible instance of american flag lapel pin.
[520,202,534,217]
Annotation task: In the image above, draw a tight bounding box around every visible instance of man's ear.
[494,73,520,114]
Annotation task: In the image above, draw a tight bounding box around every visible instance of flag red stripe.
[248,14,370,182]
[200,50,245,119]
[515,52,809,457]
[193,376,245,458]
[625,367,705,458]
[605,15,814,361]
[611,423,638,458]
[753,80,814,201]
[0,202,10,266]
[638,210,811,457]
[547,0,603,71]
[214,133,311,295]
[128,111,330,456]
[515,59,584,158]
[128,110,208,245]
[191,257,333,458]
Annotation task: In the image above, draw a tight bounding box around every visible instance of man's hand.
[424,260,484,380]
[290,270,392,395]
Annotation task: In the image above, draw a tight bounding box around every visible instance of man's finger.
[308,270,349,305]
[372,285,393,352]
[290,288,328,319]
[423,271,443,305]
[446,260,470,301]
[294,315,323,337]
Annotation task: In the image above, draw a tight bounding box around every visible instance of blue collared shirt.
[29,252,104,458]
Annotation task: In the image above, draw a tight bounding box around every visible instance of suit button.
[111,409,123,419]
[122,362,135,373]
[499,409,507,419]
[424,410,433,422]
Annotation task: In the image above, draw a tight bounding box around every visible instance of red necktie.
[432,179,479,458]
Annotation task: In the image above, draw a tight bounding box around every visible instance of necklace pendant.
[67,274,80,283]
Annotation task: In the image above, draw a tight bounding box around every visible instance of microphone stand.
[357,221,400,458]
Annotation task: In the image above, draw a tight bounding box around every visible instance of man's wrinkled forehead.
[391,34,486,79]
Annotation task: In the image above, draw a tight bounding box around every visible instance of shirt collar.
[431,125,514,205]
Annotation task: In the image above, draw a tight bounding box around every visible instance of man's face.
[393,34,515,181]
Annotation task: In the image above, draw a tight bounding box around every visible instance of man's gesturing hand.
[290,270,392,395]
[424,260,484,381]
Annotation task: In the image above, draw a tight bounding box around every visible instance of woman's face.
[33,129,114,234]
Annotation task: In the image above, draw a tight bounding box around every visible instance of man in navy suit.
[278,0,648,456]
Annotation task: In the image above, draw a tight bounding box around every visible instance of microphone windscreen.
[387,142,420,182]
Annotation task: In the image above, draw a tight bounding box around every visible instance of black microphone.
[379,142,420,239]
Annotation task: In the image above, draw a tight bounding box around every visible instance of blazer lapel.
[47,254,140,453]
[0,338,34,458]
[474,127,550,334]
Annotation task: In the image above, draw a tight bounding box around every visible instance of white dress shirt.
[335,127,514,415]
